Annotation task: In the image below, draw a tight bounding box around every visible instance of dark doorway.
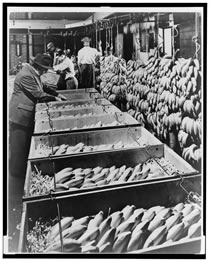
[123,32,133,61]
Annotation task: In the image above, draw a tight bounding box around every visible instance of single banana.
[95,179,107,187]
[54,168,74,184]
[148,217,165,232]
[46,238,81,253]
[173,202,185,213]
[165,213,183,230]
[54,224,87,242]
[141,209,156,222]
[187,220,201,238]
[109,211,123,228]
[82,178,95,185]
[118,167,133,182]
[116,220,135,235]
[64,177,84,188]
[81,244,99,253]
[73,168,83,175]
[72,216,91,227]
[54,144,68,155]
[147,205,165,215]
[87,211,104,230]
[166,222,185,241]
[121,205,136,221]
[112,231,131,253]
[109,166,116,173]
[83,169,95,179]
[92,166,103,174]
[127,210,144,229]
[97,227,116,248]
[131,220,150,237]
[69,187,80,192]
[47,216,74,243]
[99,242,112,253]
[183,208,200,226]
[127,171,141,182]
[153,207,173,221]
[127,229,149,252]
[106,168,120,183]
[78,227,99,245]
[143,225,167,249]
[98,168,110,177]
[181,204,194,216]
[133,208,145,217]
[83,168,93,175]
[55,183,69,192]
[98,216,112,240]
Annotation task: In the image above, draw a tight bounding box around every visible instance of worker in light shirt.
[78,37,102,89]
[54,49,78,90]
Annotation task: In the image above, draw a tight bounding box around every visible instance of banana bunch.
[125,54,201,170]
[181,117,201,139]
[127,110,146,126]
[30,158,179,196]
[99,56,127,109]
[28,201,201,253]
[182,144,202,164]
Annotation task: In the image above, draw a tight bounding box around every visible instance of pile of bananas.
[99,56,127,107]
[27,202,201,253]
[50,103,97,111]
[34,139,151,158]
[29,158,177,196]
[123,50,201,168]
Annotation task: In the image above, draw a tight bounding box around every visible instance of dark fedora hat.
[30,53,52,69]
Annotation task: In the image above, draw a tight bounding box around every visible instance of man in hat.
[77,37,102,89]
[8,54,66,233]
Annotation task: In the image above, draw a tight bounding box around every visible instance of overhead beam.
[9,19,78,30]
[65,12,114,28]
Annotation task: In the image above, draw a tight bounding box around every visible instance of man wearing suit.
[8,54,66,228]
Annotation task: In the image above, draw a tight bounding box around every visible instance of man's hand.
[57,94,67,101]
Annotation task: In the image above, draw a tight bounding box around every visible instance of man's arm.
[20,75,64,102]
[53,59,69,72]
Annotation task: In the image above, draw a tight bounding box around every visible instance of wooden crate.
[19,174,203,254]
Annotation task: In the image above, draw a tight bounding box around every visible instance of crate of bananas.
[33,112,139,135]
[35,98,112,112]
[23,145,197,201]
[19,174,202,254]
[29,126,162,160]
[35,104,121,121]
